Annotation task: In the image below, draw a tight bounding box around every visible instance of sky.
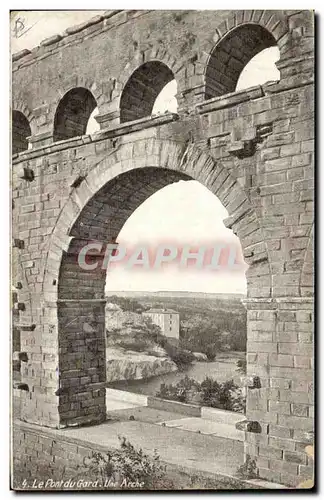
[11,11,280,295]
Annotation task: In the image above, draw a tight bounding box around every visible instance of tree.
[106,295,146,313]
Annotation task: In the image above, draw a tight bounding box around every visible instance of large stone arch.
[199,10,289,99]
[39,137,271,428]
[44,138,270,302]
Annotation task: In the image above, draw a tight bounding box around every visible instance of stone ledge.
[196,78,313,116]
[196,85,265,115]
[147,396,201,417]
[243,297,314,304]
[262,75,314,95]
[27,131,53,147]
[12,135,91,164]
[102,10,123,20]
[242,297,314,311]
[201,406,245,426]
[57,298,107,303]
[92,113,179,140]
[245,478,288,490]
[40,34,63,47]
[276,54,314,68]
[106,388,148,406]
[15,324,36,331]
[12,49,31,62]
[12,113,179,164]
[12,420,283,490]
[63,15,104,36]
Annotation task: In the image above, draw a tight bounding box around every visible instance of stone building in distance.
[143,308,180,340]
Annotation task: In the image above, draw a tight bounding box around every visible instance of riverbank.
[108,351,245,396]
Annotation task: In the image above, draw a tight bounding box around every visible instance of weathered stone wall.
[245,298,314,486]
[12,10,313,141]
[11,9,314,487]
[12,422,93,486]
[12,421,254,491]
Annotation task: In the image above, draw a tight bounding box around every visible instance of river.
[108,351,246,396]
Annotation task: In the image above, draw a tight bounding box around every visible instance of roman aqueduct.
[12,10,314,487]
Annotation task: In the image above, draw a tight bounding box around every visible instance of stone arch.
[42,138,271,427]
[11,98,36,128]
[116,45,181,99]
[110,46,185,122]
[201,10,289,99]
[119,61,176,123]
[55,75,105,109]
[53,87,98,142]
[12,110,32,154]
[44,138,271,303]
[11,98,36,153]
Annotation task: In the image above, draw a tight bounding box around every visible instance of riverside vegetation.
[156,375,246,413]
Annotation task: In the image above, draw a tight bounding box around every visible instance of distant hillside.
[105,291,246,315]
[106,291,247,356]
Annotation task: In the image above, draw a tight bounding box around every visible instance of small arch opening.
[120,61,176,123]
[236,46,280,91]
[152,79,178,115]
[86,107,100,135]
[205,24,278,99]
[53,87,97,142]
[12,110,31,154]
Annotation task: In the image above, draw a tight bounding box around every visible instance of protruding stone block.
[13,382,29,391]
[12,49,31,62]
[40,34,63,47]
[14,303,25,312]
[13,239,24,250]
[19,166,34,182]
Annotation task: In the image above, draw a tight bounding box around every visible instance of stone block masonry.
[11,10,314,488]
[11,420,263,490]
[244,297,314,487]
